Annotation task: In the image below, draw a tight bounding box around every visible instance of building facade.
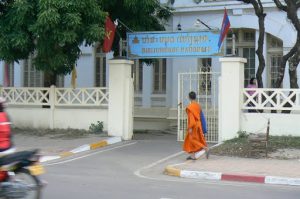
[1,0,299,131]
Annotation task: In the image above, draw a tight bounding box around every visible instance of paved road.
[42,133,300,199]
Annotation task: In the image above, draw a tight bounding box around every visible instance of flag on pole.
[4,62,9,87]
[102,17,116,53]
[71,65,77,89]
[218,8,231,50]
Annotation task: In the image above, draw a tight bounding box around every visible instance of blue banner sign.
[127,31,221,59]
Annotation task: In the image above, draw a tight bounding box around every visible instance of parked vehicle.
[0,149,46,199]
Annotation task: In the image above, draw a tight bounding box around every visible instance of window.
[4,62,14,86]
[23,57,64,87]
[23,58,43,87]
[243,31,255,42]
[270,55,282,88]
[269,37,283,48]
[153,59,166,93]
[132,60,143,92]
[95,46,106,87]
[243,48,256,86]
[226,31,239,43]
[56,75,64,87]
[226,48,239,56]
[198,58,212,95]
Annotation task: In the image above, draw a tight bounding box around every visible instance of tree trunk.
[255,14,266,88]
[44,72,57,87]
[281,50,300,113]
[275,43,298,88]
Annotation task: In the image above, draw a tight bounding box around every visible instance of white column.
[142,63,153,108]
[219,57,247,141]
[14,61,22,87]
[166,59,173,108]
[49,85,55,129]
[108,59,134,140]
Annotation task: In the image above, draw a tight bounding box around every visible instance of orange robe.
[183,102,207,153]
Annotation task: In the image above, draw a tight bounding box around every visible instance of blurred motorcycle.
[0,149,46,199]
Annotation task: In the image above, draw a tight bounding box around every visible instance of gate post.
[108,59,134,140]
[219,57,247,141]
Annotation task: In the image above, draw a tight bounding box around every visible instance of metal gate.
[177,72,220,143]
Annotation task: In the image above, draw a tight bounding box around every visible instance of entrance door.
[177,72,220,143]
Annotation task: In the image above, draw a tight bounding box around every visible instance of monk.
[183,91,209,160]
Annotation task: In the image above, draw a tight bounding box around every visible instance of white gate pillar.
[142,62,153,108]
[219,57,247,141]
[108,59,134,140]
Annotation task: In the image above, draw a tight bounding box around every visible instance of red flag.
[102,17,116,53]
[4,62,9,87]
[218,8,231,49]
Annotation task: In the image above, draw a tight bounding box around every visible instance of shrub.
[89,121,104,134]
[237,131,248,138]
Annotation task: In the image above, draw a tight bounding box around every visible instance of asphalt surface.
[41,133,300,199]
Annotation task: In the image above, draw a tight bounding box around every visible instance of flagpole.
[232,32,236,56]
[115,19,133,33]
[114,18,134,57]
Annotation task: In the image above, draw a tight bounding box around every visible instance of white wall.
[65,45,94,88]
[7,107,108,131]
[171,58,198,107]
[242,113,300,137]
[53,108,108,130]
[64,55,94,88]
[7,108,51,129]
[172,6,298,89]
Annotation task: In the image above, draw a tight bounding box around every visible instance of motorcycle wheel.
[14,168,41,199]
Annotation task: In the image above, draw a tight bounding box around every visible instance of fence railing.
[243,88,300,111]
[0,86,109,107]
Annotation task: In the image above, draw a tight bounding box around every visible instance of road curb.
[40,137,122,163]
[164,164,300,186]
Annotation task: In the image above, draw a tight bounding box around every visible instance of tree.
[99,0,172,56]
[238,0,266,88]
[273,0,300,89]
[0,0,172,85]
[31,0,106,85]
[0,0,36,63]
[0,0,106,85]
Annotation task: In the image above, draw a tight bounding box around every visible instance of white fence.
[0,86,109,107]
[242,88,300,111]
[242,88,300,137]
[0,86,109,130]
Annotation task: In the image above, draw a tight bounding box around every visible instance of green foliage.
[237,131,249,138]
[31,0,106,75]
[0,0,36,62]
[99,0,173,56]
[0,0,172,76]
[0,0,106,76]
[89,121,104,134]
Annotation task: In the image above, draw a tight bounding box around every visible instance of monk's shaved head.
[189,91,196,100]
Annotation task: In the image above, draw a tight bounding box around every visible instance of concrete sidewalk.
[13,134,121,162]
[165,152,300,186]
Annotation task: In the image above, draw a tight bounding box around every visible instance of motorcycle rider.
[0,97,15,155]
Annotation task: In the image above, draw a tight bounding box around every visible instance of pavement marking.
[134,151,184,179]
[133,151,274,188]
[43,142,137,166]
[40,137,122,163]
